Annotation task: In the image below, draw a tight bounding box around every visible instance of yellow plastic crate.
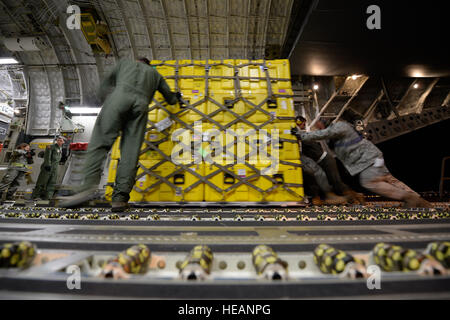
[263,122,300,160]
[151,60,177,76]
[139,129,173,160]
[233,122,261,165]
[235,59,266,90]
[207,90,246,124]
[204,160,303,202]
[129,161,204,202]
[231,123,300,162]
[235,59,292,91]
[263,160,304,201]
[242,89,295,123]
[179,60,206,90]
[171,122,236,165]
[266,60,292,90]
[233,122,278,164]
[150,59,291,93]
[204,162,272,202]
[171,123,240,165]
[208,59,235,90]
[148,105,174,125]
[200,123,236,164]
[129,161,170,202]
[175,89,207,124]
[170,123,195,165]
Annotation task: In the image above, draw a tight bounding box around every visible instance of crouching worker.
[0,143,34,201]
[32,136,65,201]
[302,155,347,205]
[59,57,182,212]
[295,115,432,208]
[294,116,364,204]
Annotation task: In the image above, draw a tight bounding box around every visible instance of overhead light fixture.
[69,107,102,114]
[413,83,419,89]
[0,58,19,65]
[313,84,319,90]
[407,65,425,78]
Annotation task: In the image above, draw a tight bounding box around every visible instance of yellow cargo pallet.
[204,160,303,202]
[107,59,304,204]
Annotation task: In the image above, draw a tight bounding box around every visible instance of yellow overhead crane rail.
[80,13,111,55]
[106,59,304,204]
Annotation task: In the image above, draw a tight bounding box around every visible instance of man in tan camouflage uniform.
[295,119,431,208]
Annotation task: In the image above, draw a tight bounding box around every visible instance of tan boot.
[416,198,433,208]
[324,192,348,205]
[343,190,366,205]
[403,194,433,208]
[312,196,323,206]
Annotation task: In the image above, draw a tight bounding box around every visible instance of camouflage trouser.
[319,154,350,195]
[302,155,332,194]
[0,168,25,199]
[303,171,320,198]
[359,164,420,201]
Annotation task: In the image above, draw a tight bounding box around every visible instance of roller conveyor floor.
[0,202,449,299]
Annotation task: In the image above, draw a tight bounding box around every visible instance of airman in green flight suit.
[32,136,65,200]
[60,57,181,211]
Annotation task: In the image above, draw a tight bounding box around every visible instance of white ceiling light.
[69,107,102,114]
[413,83,419,89]
[0,58,19,65]
[313,84,319,90]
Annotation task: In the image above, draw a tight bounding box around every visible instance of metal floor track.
[0,204,449,299]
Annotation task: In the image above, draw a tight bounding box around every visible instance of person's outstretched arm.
[299,123,343,142]
[156,72,179,105]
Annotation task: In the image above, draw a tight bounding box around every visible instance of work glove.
[176,92,188,106]
[291,126,301,138]
[44,165,51,171]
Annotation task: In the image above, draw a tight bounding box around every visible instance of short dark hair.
[17,143,29,150]
[341,109,361,123]
[137,57,150,65]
